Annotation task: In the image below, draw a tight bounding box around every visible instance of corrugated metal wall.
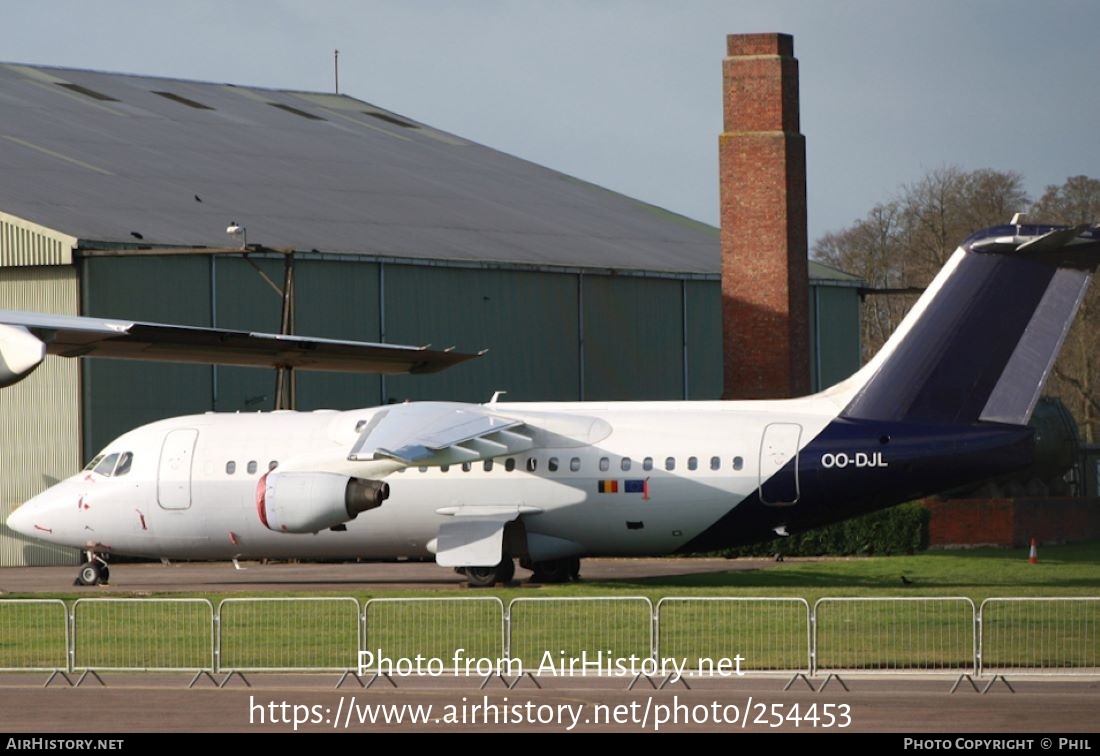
[294,259,382,410]
[0,265,81,566]
[581,275,684,400]
[0,212,75,267]
[384,265,580,403]
[81,256,213,456]
[810,284,862,390]
[685,280,722,399]
[79,254,860,453]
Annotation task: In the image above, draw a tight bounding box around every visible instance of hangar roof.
[0,63,845,281]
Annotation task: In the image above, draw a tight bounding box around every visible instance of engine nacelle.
[0,325,45,388]
[256,471,390,533]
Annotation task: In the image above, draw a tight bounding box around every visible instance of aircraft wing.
[0,309,478,375]
[348,401,534,465]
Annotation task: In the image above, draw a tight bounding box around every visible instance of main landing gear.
[456,555,583,587]
[523,556,581,584]
[460,555,516,588]
[74,552,110,586]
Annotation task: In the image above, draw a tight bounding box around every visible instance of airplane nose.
[5,502,34,537]
[6,485,71,542]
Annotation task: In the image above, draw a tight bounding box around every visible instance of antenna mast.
[334,49,340,94]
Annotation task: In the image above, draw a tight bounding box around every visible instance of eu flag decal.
[624,480,646,494]
[597,480,619,493]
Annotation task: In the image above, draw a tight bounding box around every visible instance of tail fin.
[832,223,1100,426]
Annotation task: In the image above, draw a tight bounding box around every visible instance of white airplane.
[6,222,1100,587]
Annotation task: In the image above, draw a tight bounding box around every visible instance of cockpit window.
[93,453,119,477]
[114,452,133,477]
[84,451,133,477]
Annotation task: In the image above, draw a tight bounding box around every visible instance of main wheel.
[529,557,572,584]
[463,566,498,588]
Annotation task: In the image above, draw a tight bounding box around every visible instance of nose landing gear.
[74,552,110,586]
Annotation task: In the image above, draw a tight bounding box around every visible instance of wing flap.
[348,402,534,465]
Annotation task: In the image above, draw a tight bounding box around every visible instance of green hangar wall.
[79,253,856,459]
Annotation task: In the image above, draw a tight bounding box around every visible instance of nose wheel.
[74,553,110,586]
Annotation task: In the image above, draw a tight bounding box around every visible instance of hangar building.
[0,59,860,565]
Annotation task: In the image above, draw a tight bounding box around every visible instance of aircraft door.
[758,422,801,506]
[158,428,198,510]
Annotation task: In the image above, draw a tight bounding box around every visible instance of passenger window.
[688,456,698,471]
[505,458,516,472]
[268,460,278,471]
[247,460,258,475]
[665,457,675,471]
[526,458,537,472]
[599,457,609,472]
[114,452,133,477]
[226,461,236,475]
[643,457,653,471]
[733,456,744,471]
[548,457,559,472]
[621,457,632,472]
[710,456,720,470]
[483,460,494,472]
[570,457,581,472]
[94,453,119,477]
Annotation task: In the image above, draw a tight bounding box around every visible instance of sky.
[5,0,1099,247]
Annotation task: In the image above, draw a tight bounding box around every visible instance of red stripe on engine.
[256,472,270,529]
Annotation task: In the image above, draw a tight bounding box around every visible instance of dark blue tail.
[838,224,1100,426]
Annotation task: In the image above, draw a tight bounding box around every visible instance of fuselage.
[8,396,1033,563]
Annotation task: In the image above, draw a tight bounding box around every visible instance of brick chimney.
[719,33,810,399]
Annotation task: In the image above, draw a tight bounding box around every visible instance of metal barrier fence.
[656,597,811,684]
[362,597,505,685]
[813,598,977,682]
[2,594,1098,689]
[979,598,1100,678]
[72,598,214,673]
[0,599,68,673]
[507,597,653,684]
[217,597,360,674]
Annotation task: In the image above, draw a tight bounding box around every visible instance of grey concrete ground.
[1,672,1098,734]
[0,556,768,594]
[0,558,1098,735]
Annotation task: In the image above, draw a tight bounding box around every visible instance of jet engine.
[0,325,45,388]
[256,471,390,533]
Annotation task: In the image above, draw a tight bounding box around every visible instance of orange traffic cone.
[1028,538,1038,564]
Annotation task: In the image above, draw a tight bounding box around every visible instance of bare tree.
[814,166,1029,359]
[901,166,1029,280]
[815,201,915,362]
[1031,176,1100,442]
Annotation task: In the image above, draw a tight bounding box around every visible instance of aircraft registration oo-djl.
[6,221,1100,587]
